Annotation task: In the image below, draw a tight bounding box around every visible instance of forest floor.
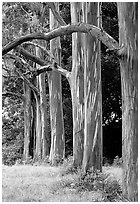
[2,163,124,202]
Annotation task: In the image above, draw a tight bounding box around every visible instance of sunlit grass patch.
[2,164,124,202]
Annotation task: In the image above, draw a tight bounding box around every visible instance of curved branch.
[53,63,71,81]
[16,69,39,95]
[17,46,71,79]
[23,42,56,61]
[2,23,120,56]
[7,53,34,72]
[17,47,47,66]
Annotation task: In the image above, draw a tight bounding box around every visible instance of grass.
[2,162,124,202]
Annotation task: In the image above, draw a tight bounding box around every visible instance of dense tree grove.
[2,2,137,201]
[2,2,121,164]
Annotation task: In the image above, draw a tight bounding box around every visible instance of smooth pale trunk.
[36,44,50,159]
[23,83,31,160]
[117,2,138,201]
[48,2,65,164]
[70,2,85,168]
[39,73,50,158]
[34,90,42,160]
[82,2,102,172]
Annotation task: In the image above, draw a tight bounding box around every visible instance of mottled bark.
[117,2,138,201]
[23,83,31,160]
[34,90,42,160]
[36,45,50,159]
[39,73,50,158]
[82,2,102,172]
[48,2,65,164]
[70,2,85,167]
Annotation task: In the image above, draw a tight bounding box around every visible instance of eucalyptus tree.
[117,2,138,201]
[48,2,65,164]
[82,2,102,172]
[70,2,85,168]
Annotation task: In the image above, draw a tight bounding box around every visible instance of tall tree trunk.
[36,45,50,159]
[117,2,138,201]
[39,72,50,158]
[70,2,85,168]
[23,83,31,160]
[82,2,102,172]
[48,2,65,164]
[70,2,84,167]
[31,91,36,158]
[34,90,42,160]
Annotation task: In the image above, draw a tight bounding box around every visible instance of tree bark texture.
[117,2,138,201]
[23,82,32,160]
[70,2,85,168]
[3,22,120,56]
[48,2,65,164]
[34,90,42,160]
[36,45,50,159]
[39,73,50,158]
[82,2,102,172]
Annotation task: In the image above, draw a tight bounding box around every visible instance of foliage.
[113,156,123,166]
[60,156,78,175]
[102,179,122,201]
[2,97,24,165]
[59,163,123,202]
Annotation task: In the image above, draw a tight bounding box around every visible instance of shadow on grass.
[56,164,127,202]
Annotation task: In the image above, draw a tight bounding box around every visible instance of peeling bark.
[48,2,65,165]
[117,2,138,201]
[2,22,120,56]
[23,83,32,160]
[82,2,102,172]
[34,90,42,160]
[36,44,50,159]
[70,2,85,167]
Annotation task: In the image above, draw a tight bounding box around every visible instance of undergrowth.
[57,157,124,202]
[3,156,126,202]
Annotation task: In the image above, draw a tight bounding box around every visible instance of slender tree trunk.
[34,90,42,160]
[23,82,31,160]
[36,45,50,159]
[117,2,138,201]
[48,2,65,164]
[82,2,102,172]
[70,2,85,168]
[31,91,36,158]
[39,73,50,158]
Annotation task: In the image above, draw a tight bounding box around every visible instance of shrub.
[60,156,79,175]
[2,142,23,166]
[74,169,107,192]
[113,156,123,166]
[103,179,122,201]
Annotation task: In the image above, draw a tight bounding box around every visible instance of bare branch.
[35,65,52,75]
[19,3,31,16]
[16,69,39,95]
[47,2,67,26]
[17,47,47,66]
[53,63,71,80]
[23,42,56,61]
[17,47,70,79]
[2,23,120,56]
[7,53,34,72]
